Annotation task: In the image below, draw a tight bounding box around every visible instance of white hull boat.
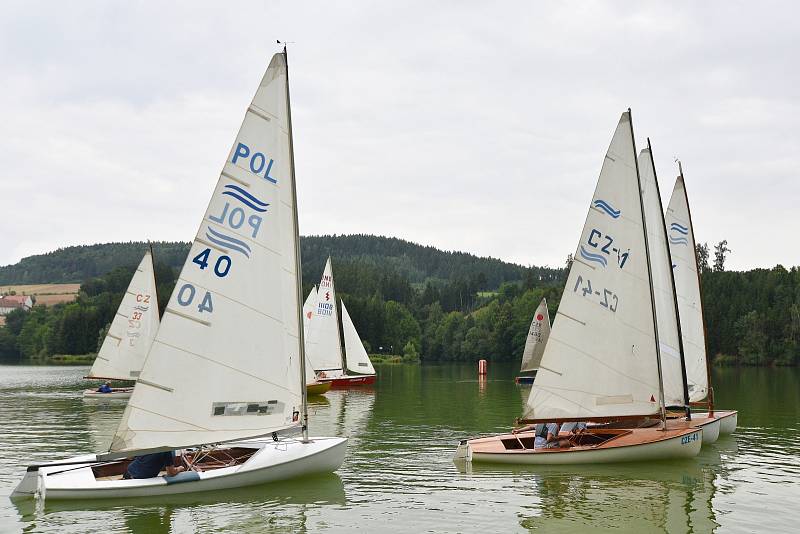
[82,388,133,400]
[455,427,702,465]
[695,410,737,435]
[14,50,348,504]
[13,436,346,500]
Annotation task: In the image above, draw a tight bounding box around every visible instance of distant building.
[0,295,34,315]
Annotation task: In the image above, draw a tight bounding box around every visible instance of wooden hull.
[455,427,702,465]
[319,374,376,388]
[306,381,332,396]
[12,436,347,500]
[82,388,132,400]
[695,410,738,435]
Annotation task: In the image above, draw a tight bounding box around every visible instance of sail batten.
[86,251,160,382]
[109,53,304,455]
[524,112,662,421]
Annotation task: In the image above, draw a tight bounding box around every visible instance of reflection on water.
[1,364,798,533]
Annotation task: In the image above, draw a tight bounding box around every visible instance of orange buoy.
[478,359,488,375]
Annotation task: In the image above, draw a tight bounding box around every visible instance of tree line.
[0,237,797,367]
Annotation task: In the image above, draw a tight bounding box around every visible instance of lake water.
[0,364,797,533]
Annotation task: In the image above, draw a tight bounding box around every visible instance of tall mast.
[283,45,309,442]
[648,139,691,420]
[679,161,714,416]
[629,111,667,430]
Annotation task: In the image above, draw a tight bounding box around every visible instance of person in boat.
[513,422,566,449]
[97,382,113,393]
[560,422,587,435]
[123,451,185,479]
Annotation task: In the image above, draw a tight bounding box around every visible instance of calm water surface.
[0,364,798,533]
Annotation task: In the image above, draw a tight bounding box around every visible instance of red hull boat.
[320,374,376,388]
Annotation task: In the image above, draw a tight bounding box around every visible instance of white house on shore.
[0,295,34,315]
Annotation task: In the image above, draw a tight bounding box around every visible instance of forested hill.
[0,235,561,289]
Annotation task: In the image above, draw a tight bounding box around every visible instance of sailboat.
[303,286,331,396]
[632,143,721,444]
[83,249,160,400]
[12,49,347,500]
[665,165,737,434]
[305,258,376,387]
[454,111,703,465]
[514,298,550,384]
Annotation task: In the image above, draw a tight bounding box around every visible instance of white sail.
[87,251,160,381]
[525,112,662,420]
[666,173,709,402]
[342,301,376,375]
[519,298,551,373]
[302,285,318,383]
[305,258,344,377]
[108,53,303,456]
[639,147,685,407]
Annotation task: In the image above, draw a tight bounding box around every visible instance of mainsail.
[87,251,160,381]
[107,53,303,456]
[305,258,344,376]
[639,146,687,408]
[666,171,709,402]
[519,298,550,373]
[341,301,376,375]
[525,112,662,420]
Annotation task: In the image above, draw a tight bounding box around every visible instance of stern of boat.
[453,440,473,462]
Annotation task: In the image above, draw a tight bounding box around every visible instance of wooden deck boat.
[664,167,738,435]
[456,427,702,465]
[13,437,346,500]
[14,50,347,503]
[455,112,705,465]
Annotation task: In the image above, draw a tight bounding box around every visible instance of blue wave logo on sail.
[579,245,608,267]
[670,222,689,235]
[205,226,252,258]
[669,235,689,245]
[593,199,620,219]
[222,184,269,213]
[133,305,149,312]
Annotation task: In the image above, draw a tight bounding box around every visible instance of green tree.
[735,310,767,365]
[713,240,730,272]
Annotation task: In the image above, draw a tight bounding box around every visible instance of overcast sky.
[1,1,797,271]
